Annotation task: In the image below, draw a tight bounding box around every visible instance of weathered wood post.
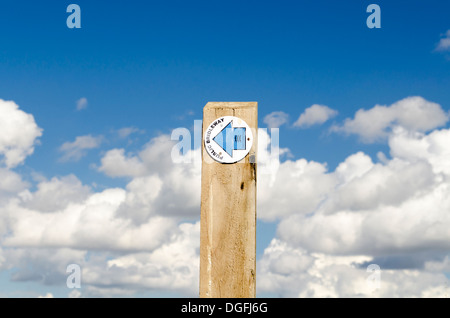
[200,102,257,298]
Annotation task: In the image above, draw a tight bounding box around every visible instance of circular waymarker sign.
[204,116,253,164]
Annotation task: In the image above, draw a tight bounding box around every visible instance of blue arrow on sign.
[213,121,246,157]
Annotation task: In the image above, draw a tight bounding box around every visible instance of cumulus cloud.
[258,239,449,297]
[59,135,103,162]
[389,127,450,175]
[0,168,29,204]
[1,97,450,298]
[3,247,86,287]
[1,175,199,296]
[4,121,449,297]
[436,30,450,52]
[3,187,178,252]
[99,135,177,178]
[98,135,202,219]
[98,148,147,178]
[255,97,450,297]
[268,127,450,263]
[258,156,334,221]
[82,222,200,296]
[294,104,338,128]
[20,175,91,212]
[0,131,203,296]
[0,99,42,168]
[263,111,289,128]
[331,96,449,143]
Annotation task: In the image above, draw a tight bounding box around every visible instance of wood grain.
[200,102,257,298]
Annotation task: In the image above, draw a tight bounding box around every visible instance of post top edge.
[204,102,258,109]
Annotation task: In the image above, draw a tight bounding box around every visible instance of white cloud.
[263,111,289,128]
[258,156,334,221]
[138,135,182,175]
[98,148,147,178]
[20,175,91,213]
[99,135,178,178]
[117,175,164,222]
[117,127,143,139]
[275,127,450,257]
[98,135,202,218]
[83,222,200,296]
[332,96,448,143]
[2,212,198,297]
[2,132,201,255]
[3,247,86,286]
[3,187,178,253]
[436,30,450,52]
[89,120,450,296]
[257,128,291,187]
[76,98,88,111]
[59,135,103,162]
[389,127,450,175]
[0,128,201,296]
[294,104,338,128]
[320,152,435,214]
[256,106,450,296]
[2,99,450,298]
[0,168,29,201]
[258,239,449,297]
[0,99,42,168]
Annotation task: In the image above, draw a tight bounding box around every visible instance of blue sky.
[0,0,450,297]
[2,1,449,171]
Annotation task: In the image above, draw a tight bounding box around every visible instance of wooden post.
[200,102,257,298]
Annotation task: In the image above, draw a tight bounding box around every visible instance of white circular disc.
[204,116,253,164]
